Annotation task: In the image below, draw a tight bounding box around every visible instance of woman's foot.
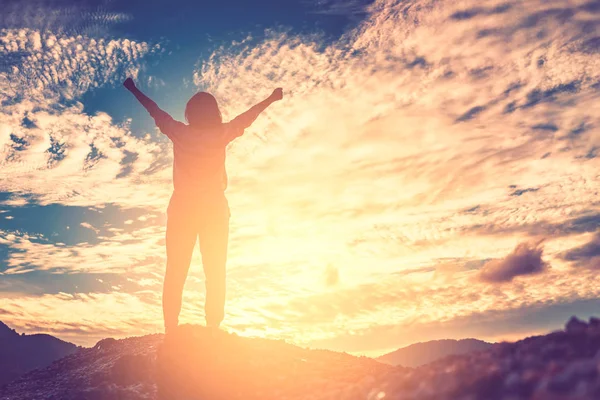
[206,323,221,338]
[164,324,179,337]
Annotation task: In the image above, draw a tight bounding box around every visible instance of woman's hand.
[123,77,136,91]
[231,88,285,130]
[270,88,283,102]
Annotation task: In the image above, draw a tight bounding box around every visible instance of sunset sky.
[1,0,599,357]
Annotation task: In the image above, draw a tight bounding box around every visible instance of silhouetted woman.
[124,77,283,333]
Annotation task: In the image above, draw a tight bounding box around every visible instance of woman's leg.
[163,202,198,333]
[198,196,230,328]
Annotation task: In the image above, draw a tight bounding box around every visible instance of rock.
[111,354,154,385]
[93,337,117,350]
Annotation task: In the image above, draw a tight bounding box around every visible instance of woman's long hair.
[185,92,223,129]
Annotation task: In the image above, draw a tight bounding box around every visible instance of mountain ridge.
[0,321,19,339]
[376,337,493,367]
[3,316,600,399]
[0,321,79,388]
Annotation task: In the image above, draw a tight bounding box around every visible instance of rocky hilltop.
[3,317,600,399]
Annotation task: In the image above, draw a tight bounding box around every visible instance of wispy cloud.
[0,0,132,36]
[561,231,600,269]
[190,0,600,349]
[0,28,161,100]
[0,24,170,210]
[306,0,372,18]
[0,291,161,346]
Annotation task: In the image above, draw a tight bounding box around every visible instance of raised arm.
[123,78,164,119]
[230,88,283,130]
[123,78,182,137]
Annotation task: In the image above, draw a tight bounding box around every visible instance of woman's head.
[185,92,222,128]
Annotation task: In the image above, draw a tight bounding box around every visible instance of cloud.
[0,101,173,208]
[0,291,162,346]
[324,264,339,286]
[0,69,172,211]
[306,0,371,18]
[310,297,600,355]
[195,0,600,229]
[0,199,161,247]
[561,231,600,269]
[0,0,132,36]
[0,28,160,100]
[80,222,99,234]
[0,24,168,211]
[479,241,549,283]
[230,257,600,348]
[462,211,600,238]
[0,224,166,275]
